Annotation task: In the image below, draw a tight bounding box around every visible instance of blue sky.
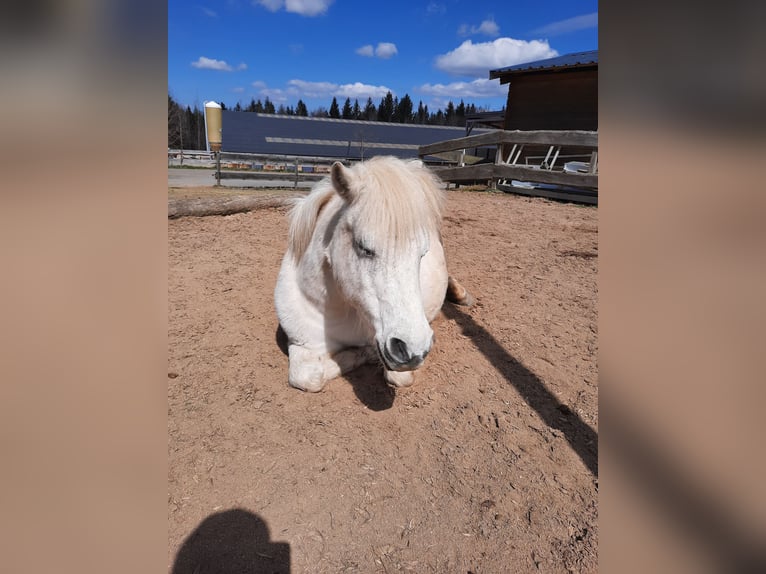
[168,0,598,112]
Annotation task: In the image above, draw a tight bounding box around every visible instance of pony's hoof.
[384,369,414,388]
[288,364,327,392]
[289,377,326,392]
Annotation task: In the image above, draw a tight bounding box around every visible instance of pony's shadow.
[275,325,395,411]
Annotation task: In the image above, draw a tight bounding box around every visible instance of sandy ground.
[168,186,598,573]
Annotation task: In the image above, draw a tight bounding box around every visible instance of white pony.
[274,156,472,392]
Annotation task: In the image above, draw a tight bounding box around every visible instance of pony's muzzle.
[382,336,430,371]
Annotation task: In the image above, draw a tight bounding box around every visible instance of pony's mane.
[351,156,446,247]
[286,179,335,262]
[287,156,445,261]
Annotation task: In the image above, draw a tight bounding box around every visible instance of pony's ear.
[331,161,356,203]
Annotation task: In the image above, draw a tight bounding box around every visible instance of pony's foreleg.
[446,275,475,307]
[288,344,376,392]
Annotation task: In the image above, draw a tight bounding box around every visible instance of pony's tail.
[446,275,474,307]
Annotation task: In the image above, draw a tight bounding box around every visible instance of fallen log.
[168,193,305,219]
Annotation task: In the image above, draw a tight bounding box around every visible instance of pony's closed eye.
[353,238,375,259]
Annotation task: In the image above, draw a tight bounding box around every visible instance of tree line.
[169,91,499,150]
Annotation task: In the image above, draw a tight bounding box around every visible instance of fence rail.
[213,151,338,188]
[418,129,598,204]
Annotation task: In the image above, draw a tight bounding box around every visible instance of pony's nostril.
[388,337,411,363]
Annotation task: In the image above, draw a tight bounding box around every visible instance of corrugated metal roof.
[489,50,598,79]
[221,112,492,158]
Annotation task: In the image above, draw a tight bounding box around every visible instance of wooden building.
[489,50,598,131]
[417,51,599,204]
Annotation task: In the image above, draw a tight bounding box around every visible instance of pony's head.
[325,156,445,372]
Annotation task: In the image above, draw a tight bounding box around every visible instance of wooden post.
[589,150,598,174]
[215,152,221,186]
[294,158,299,189]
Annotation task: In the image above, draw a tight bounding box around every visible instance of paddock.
[168,185,598,573]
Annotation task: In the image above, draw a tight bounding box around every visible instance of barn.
[488,50,598,131]
[415,50,599,203]
[219,112,494,162]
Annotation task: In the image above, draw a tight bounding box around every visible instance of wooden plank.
[419,131,508,155]
[497,183,598,205]
[419,129,598,156]
[219,152,341,163]
[217,171,326,181]
[433,163,598,188]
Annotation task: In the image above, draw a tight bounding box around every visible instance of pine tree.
[456,100,466,126]
[363,97,377,121]
[352,99,361,120]
[168,94,184,149]
[296,99,308,116]
[377,91,394,122]
[341,98,353,119]
[234,101,242,112]
[416,101,426,124]
[445,101,456,125]
[263,98,275,114]
[396,94,413,123]
[329,97,340,119]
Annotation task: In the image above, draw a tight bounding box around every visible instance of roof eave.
[489,62,598,83]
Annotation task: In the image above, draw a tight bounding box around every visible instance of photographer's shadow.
[172,508,290,574]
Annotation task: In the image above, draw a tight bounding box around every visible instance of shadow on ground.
[442,302,599,477]
[172,508,291,574]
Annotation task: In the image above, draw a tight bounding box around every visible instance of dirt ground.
[168,185,598,573]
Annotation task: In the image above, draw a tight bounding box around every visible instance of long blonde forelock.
[287,156,446,261]
[350,157,445,248]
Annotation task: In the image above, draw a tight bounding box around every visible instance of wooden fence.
[213,152,337,188]
[418,130,598,204]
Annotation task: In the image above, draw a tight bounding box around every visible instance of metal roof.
[221,112,492,159]
[489,50,598,79]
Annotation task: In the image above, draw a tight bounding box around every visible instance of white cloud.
[458,19,499,37]
[531,12,598,36]
[356,45,374,57]
[286,79,338,98]
[202,7,218,17]
[253,0,334,17]
[357,43,398,59]
[336,82,392,99]
[191,56,235,71]
[435,38,558,77]
[417,78,506,99]
[232,87,246,93]
[285,79,391,100]
[260,88,290,103]
[251,80,268,89]
[375,42,398,59]
[190,57,247,72]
